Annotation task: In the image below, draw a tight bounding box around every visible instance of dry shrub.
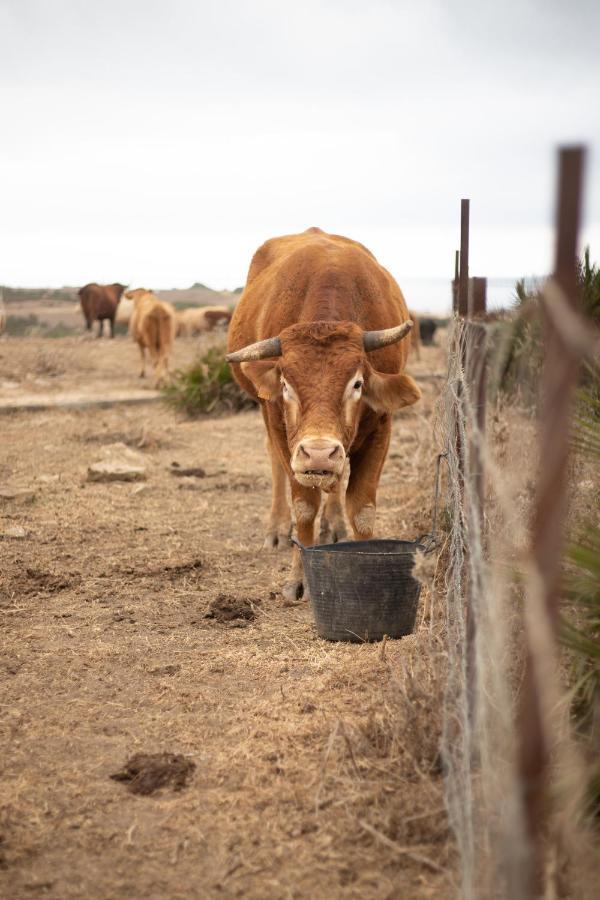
[33,348,66,376]
[163,344,256,416]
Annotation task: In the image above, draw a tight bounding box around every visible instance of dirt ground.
[0,334,202,406]
[0,334,454,899]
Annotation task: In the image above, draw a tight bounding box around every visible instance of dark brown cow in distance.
[79,282,127,338]
[227,228,421,601]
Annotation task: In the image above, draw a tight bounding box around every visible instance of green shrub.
[578,246,600,323]
[4,313,41,336]
[162,344,256,416]
[560,379,600,821]
[490,248,599,406]
[487,300,542,407]
[45,322,78,338]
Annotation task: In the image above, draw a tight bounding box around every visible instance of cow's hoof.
[263,531,291,550]
[319,519,347,544]
[282,579,308,605]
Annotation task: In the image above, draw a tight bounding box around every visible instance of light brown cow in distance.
[115,296,135,326]
[78,282,127,338]
[176,305,232,337]
[126,289,176,386]
[227,228,421,601]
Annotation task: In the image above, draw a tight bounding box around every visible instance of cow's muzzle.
[291,439,345,491]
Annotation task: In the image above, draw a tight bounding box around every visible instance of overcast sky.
[1,0,599,294]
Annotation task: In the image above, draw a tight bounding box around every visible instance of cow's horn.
[226,336,282,363]
[363,320,413,352]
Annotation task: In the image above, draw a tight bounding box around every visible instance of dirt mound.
[110,752,196,796]
[205,594,259,623]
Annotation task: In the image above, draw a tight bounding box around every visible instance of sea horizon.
[398,275,541,317]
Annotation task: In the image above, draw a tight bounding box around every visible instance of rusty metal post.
[518,146,585,885]
[470,277,487,318]
[458,200,470,316]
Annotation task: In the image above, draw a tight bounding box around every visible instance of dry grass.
[0,336,456,898]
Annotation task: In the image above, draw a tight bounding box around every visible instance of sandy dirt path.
[1,336,453,899]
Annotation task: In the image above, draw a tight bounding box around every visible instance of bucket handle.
[290,451,447,556]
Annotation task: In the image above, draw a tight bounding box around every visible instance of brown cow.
[176,305,232,337]
[78,282,127,337]
[226,228,421,601]
[126,289,176,386]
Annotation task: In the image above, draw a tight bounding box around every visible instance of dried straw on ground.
[0,335,456,898]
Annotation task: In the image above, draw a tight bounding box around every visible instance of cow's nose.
[297,440,344,472]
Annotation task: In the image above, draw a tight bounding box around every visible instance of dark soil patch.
[114,559,203,580]
[110,752,196,796]
[22,568,80,595]
[169,463,206,478]
[112,611,136,624]
[196,476,268,493]
[150,664,181,676]
[161,559,204,579]
[204,594,260,623]
[0,835,8,870]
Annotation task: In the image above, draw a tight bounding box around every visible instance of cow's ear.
[240,360,281,401]
[363,367,421,413]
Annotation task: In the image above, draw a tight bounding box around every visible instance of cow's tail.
[146,306,174,384]
[146,307,171,351]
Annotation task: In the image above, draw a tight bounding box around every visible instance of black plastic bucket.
[298,538,424,642]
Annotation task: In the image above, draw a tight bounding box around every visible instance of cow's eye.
[353,380,363,391]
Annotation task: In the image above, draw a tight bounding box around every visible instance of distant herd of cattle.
[77,283,233,384]
[74,281,437,386]
[0,277,439,389]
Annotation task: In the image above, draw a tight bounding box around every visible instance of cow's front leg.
[319,475,348,544]
[263,438,292,549]
[283,482,321,603]
[346,417,391,540]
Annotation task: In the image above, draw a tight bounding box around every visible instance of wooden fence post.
[464,287,487,724]
[518,146,586,887]
[453,197,487,723]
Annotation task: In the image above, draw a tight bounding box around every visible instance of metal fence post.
[518,145,585,889]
